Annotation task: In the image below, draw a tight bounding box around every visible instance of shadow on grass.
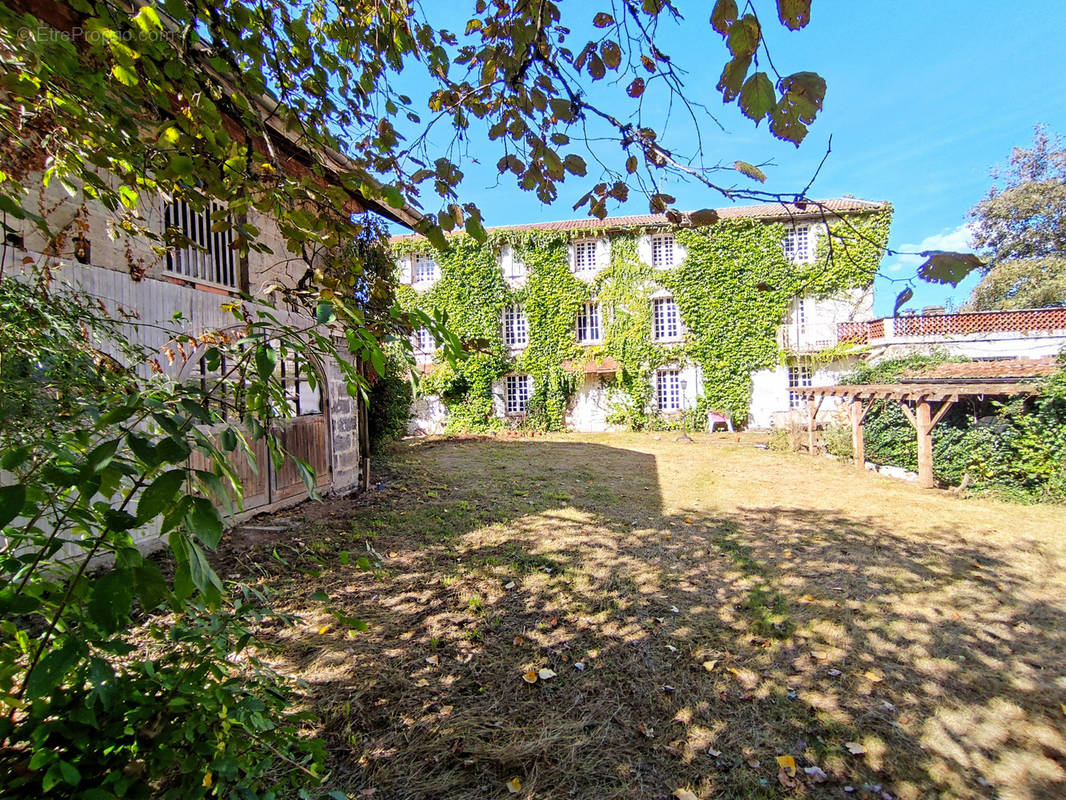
[226,438,1066,800]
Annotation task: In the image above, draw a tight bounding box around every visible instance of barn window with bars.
[652,297,681,341]
[164,199,239,289]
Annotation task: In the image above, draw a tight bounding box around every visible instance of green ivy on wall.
[392,210,891,432]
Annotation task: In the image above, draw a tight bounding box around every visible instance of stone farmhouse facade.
[3,0,422,521]
[395,198,892,432]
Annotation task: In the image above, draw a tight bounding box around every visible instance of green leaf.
[776,0,812,30]
[0,587,39,615]
[185,496,224,549]
[726,14,760,57]
[132,5,163,31]
[133,561,168,610]
[710,0,738,35]
[734,160,767,182]
[218,427,238,452]
[1,445,32,471]
[127,433,158,467]
[310,590,330,602]
[917,251,985,286]
[464,215,487,244]
[111,65,138,87]
[688,209,720,227]
[563,154,587,177]
[738,72,775,124]
[717,54,751,102]
[316,301,336,325]
[24,639,85,699]
[59,759,81,786]
[0,484,26,529]
[88,569,134,634]
[136,469,186,523]
[103,508,138,531]
[155,435,191,464]
[255,343,277,380]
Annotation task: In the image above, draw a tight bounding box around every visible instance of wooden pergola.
[798,378,1040,489]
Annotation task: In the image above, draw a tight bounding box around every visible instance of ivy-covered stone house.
[392,198,892,433]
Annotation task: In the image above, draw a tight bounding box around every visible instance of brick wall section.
[840,308,1066,342]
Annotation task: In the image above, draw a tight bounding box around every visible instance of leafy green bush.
[0,274,379,797]
[822,423,853,459]
[368,349,414,451]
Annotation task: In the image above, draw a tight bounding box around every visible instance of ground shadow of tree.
[222,438,1066,800]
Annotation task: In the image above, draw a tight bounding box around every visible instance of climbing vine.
[391,210,891,432]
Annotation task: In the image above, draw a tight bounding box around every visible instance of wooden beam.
[916,400,934,489]
[850,399,866,471]
[897,401,917,430]
[930,398,956,429]
[807,397,816,456]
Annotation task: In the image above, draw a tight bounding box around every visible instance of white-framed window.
[651,233,676,269]
[572,239,600,273]
[503,305,529,347]
[793,297,807,334]
[576,301,602,344]
[414,253,439,283]
[505,374,531,414]
[783,225,812,264]
[412,326,434,364]
[657,369,682,412]
[280,356,323,417]
[501,244,526,280]
[652,297,681,342]
[788,364,812,409]
[164,199,239,289]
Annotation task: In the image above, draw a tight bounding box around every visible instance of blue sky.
[391,2,1066,316]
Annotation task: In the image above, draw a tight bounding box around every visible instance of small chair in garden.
[707,410,734,432]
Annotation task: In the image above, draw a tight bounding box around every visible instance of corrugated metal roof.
[390,198,888,242]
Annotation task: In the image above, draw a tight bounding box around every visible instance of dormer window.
[783,225,812,264]
[414,253,439,283]
[650,233,675,269]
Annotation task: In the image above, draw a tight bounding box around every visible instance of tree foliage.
[1,0,828,261]
[966,126,1066,310]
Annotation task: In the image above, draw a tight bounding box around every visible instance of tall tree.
[966,126,1066,310]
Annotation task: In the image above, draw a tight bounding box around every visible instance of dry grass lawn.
[217,433,1066,800]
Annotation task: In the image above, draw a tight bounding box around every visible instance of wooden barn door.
[269,356,331,503]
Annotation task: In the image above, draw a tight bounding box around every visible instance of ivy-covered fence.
[392,211,891,433]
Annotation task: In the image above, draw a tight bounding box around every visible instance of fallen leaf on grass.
[706,748,721,758]
[425,655,439,666]
[317,625,332,635]
[504,581,516,590]
[673,790,697,800]
[804,766,828,783]
[637,723,655,738]
[844,742,867,755]
[506,777,522,793]
[702,660,718,672]
[538,668,557,680]
[776,755,796,776]
[827,669,842,677]
[864,670,883,683]
[522,670,538,684]
[574,662,586,671]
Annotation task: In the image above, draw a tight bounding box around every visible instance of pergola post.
[915,400,934,489]
[849,399,866,471]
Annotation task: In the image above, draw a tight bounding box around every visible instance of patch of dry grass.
[217,433,1066,800]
